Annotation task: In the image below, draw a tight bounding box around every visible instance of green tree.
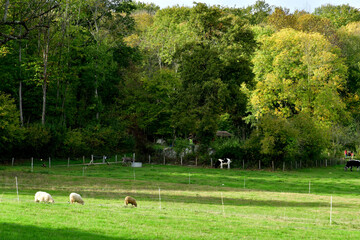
[248,28,348,126]
[0,92,22,155]
[314,4,360,28]
[338,22,360,120]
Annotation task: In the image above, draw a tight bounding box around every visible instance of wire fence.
[0,154,349,171]
[0,181,345,227]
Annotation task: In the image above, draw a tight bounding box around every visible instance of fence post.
[103,155,105,164]
[12,157,14,166]
[133,153,135,162]
[326,159,328,167]
[115,155,117,163]
[330,196,333,225]
[272,161,274,171]
[283,162,285,171]
[83,156,85,165]
[159,188,162,210]
[49,157,51,168]
[67,157,70,167]
[163,155,166,165]
[181,156,183,166]
[15,177,19,202]
[221,192,225,217]
[149,155,151,164]
[259,160,261,170]
[31,157,33,172]
[211,158,213,168]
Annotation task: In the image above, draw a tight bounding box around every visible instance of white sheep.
[34,191,55,203]
[69,192,84,205]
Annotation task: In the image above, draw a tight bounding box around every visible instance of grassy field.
[1,163,360,239]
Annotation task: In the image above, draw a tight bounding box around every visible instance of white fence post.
[330,196,333,225]
[115,155,118,163]
[15,176,19,202]
[221,193,225,217]
[159,188,162,210]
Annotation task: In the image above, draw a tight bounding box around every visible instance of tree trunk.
[18,27,24,126]
[41,26,51,125]
[3,0,10,22]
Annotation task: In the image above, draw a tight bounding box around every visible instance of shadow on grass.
[9,188,355,209]
[0,223,121,240]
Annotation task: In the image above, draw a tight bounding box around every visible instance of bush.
[211,138,244,167]
[0,92,23,157]
[24,124,51,157]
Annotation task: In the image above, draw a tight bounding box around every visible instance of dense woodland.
[1,0,360,167]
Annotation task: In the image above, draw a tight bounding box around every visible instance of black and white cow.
[344,160,360,171]
[214,158,232,169]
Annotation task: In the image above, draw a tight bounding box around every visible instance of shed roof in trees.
[216,131,233,137]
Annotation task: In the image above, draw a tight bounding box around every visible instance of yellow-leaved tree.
[247,28,348,126]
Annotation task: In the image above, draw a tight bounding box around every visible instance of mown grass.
[1,163,360,239]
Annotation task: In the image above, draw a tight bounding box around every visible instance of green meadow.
[1,163,360,239]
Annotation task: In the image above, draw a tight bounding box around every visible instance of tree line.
[1,0,360,167]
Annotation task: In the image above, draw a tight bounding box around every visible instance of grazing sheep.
[34,191,54,203]
[69,193,84,205]
[124,196,137,207]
